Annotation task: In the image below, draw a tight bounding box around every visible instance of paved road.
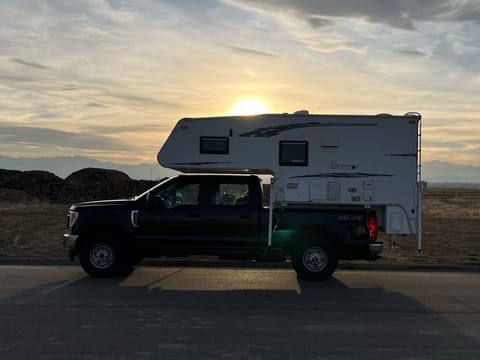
[0,264,479,359]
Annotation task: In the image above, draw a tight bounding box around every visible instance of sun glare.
[228,99,270,115]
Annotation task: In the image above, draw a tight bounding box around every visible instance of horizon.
[0,1,479,167]
[1,155,480,185]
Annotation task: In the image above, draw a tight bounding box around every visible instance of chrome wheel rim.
[302,247,328,272]
[90,243,115,269]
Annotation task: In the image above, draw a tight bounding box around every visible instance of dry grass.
[0,188,479,265]
[0,201,67,258]
[376,188,480,265]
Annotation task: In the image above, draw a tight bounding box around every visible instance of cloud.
[222,44,276,57]
[443,1,480,24]
[0,74,38,83]
[86,102,107,108]
[395,48,428,57]
[446,34,480,55]
[0,125,134,152]
[307,17,334,28]
[84,124,168,135]
[226,0,480,29]
[11,58,51,70]
[61,84,79,91]
[296,33,365,53]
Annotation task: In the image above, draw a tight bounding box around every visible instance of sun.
[228,98,270,115]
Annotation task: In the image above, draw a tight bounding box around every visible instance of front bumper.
[63,234,79,260]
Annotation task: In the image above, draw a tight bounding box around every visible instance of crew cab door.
[199,178,259,253]
[133,176,260,255]
[134,177,205,251]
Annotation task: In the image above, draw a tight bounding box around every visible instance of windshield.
[133,177,172,200]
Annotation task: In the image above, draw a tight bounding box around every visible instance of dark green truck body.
[64,175,381,280]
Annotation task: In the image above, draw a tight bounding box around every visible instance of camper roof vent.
[293,110,309,115]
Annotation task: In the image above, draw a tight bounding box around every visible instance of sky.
[0,0,479,166]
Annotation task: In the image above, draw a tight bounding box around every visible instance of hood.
[71,198,136,209]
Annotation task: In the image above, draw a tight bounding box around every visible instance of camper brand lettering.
[328,160,359,170]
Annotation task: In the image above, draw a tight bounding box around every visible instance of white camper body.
[158,112,422,237]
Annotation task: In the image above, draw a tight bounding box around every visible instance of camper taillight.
[367,214,378,242]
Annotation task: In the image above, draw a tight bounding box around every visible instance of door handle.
[131,210,139,227]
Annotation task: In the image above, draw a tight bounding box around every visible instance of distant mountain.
[422,161,480,184]
[0,156,479,184]
[0,155,178,180]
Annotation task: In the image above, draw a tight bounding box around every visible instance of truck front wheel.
[79,234,129,277]
[292,240,337,281]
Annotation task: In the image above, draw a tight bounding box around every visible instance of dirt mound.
[65,168,156,203]
[0,169,60,186]
[66,167,131,186]
[0,168,157,204]
[0,169,73,203]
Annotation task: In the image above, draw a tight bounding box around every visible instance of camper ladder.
[406,112,423,253]
[416,115,423,253]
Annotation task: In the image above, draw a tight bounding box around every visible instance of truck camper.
[64,110,422,280]
[158,110,423,242]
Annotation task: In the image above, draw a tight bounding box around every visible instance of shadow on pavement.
[0,266,479,359]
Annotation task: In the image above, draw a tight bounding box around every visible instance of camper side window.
[279,141,308,166]
[200,137,229,154]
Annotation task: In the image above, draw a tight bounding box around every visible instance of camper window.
[279,141,308,166]
[200,137,229,154]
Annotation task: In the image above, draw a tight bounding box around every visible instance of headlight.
[68,211,79,228]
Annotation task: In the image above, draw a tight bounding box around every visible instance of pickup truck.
[64,174,382,280]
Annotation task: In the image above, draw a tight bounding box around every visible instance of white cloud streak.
[226,0,480,29]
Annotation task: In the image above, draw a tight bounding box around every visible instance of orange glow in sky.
[228,99,270,115]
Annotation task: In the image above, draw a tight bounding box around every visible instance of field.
[0,188,479,265]
[377,188,480,265]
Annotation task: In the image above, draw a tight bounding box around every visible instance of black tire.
[79,233,130,277]
[292,239,338,281]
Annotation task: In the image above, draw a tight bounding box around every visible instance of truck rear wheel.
[292,240,337,281]
[79,233,129,277]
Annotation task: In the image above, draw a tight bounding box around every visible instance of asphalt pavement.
[0,261,479,359]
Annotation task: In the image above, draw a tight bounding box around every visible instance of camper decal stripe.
[171,162,232,166]
[387,153,417,157]
[292,173,393,178]
[238,122,377,137]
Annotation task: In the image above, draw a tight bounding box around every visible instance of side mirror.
[157,196,168,209]
[146,191,152,208]
[146,192,162,209]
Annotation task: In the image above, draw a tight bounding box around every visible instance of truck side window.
[215,183,249,206]
[279,141,308,166]
[156,183,200,209]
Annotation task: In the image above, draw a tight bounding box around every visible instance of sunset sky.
[1,0,479,166]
